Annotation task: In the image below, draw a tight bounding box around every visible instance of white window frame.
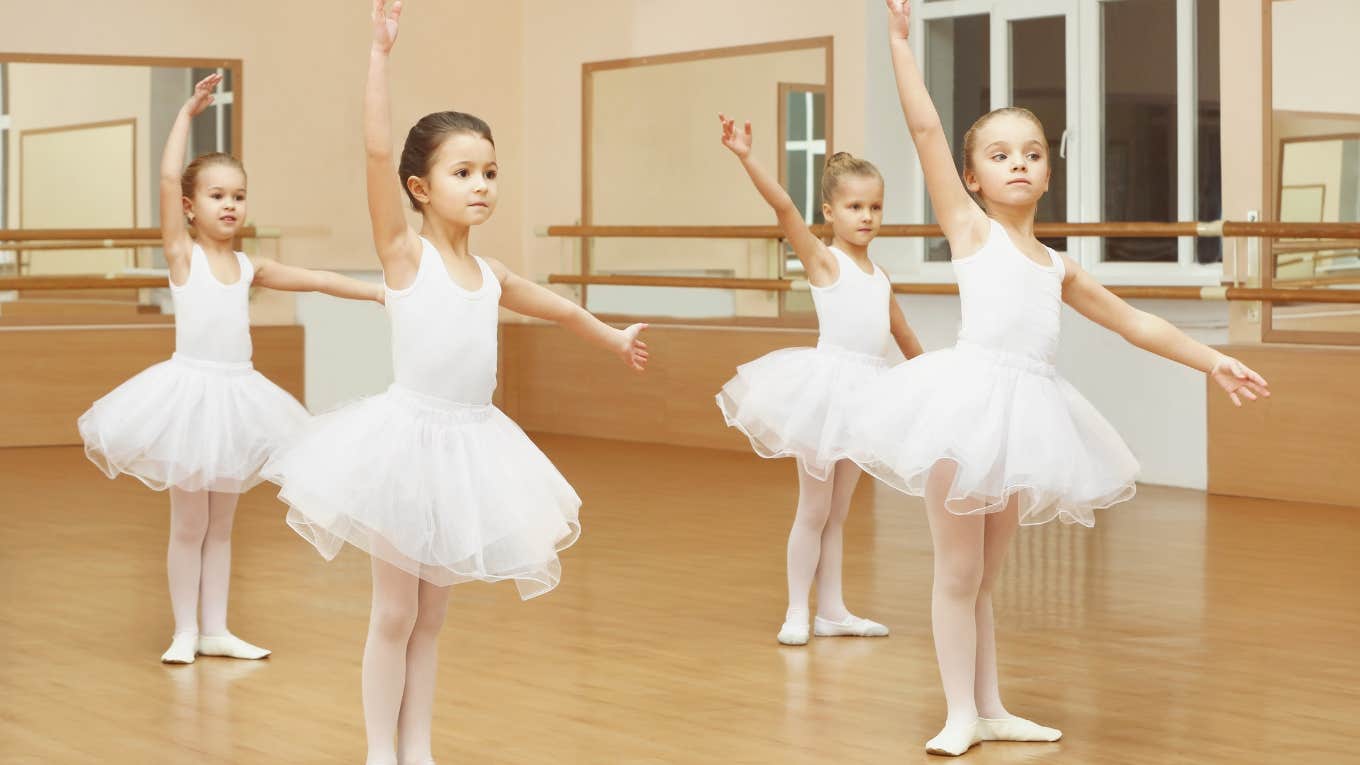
[912,0,1223,286]
[213,71,234,152]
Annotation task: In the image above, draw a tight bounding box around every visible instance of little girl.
[78,73,384,665]
[714,115,925,646]
[261,3,648,764]
[862,1,1271,756]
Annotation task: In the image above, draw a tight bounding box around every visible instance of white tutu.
[78,353,309,493]
[262,384,581,599]
[849,342,1138,526]
[716,344,891,481]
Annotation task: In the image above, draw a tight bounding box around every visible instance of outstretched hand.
[718,114,753,159]
[885,0,911,41]
[372,0,404,53]
[1210,355,1270,407]
[184,73,222,117]
[618,323,650,372]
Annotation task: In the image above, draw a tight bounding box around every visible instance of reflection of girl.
[715,113,925,646]
[79,73,381,665]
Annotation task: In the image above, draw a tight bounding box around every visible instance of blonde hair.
[961,106,1046,177]
[181,152,246,199]
[821,151,883,205]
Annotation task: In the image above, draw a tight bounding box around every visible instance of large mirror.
[1266,1,1360,342]
[1,54,242,278]
[582,38,832,322]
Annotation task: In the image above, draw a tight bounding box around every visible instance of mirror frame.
[578,37,833,314]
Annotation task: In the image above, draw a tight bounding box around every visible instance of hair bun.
[825,151,856,168]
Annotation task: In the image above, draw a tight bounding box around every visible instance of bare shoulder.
[479,255,512,284]
[1057,252,1083,285]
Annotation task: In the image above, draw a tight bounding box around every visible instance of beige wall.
[0,0,524,274]
[1272,0,1360,116]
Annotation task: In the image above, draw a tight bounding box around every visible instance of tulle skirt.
[849,342,1139,526]
[262,384,581,600]
[716,343,891,481]
[78,353,309,493]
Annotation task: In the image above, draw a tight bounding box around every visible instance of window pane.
[787,149,809,221]
[1103,0,1177,262]
[1197,0,1222,263]
[191,110,216,156]
[787,91,807,141]
[1012,15,1069,253]
[924,15,989,262]
[812,152,825,224]
[812,92,826,141]
[222,103,233,155]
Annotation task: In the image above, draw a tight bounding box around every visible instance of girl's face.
[821,174,885,249]
[965,113,1051,209]
[184,164,247,240]
[407,132,498,226]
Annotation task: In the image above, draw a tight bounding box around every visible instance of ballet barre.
[535,221,1360,240]
[0,226,276,242]
[543,273,1360,305]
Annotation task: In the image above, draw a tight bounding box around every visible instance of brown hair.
[181,152,246,199]
[961,106,1046,177]
[820,151,883,205]
[398,111,495,210]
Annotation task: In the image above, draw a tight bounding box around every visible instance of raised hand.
[618,323,650,372]
[372,0,404,54]
[885,0,911,42]
[185,73,221,117]
[719,114,753,160]
[1210,355,1271,407]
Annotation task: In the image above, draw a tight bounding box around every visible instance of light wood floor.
[1,437,1357,764]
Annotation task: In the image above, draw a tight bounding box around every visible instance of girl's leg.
[973,497,1021,719]
[810,459,860,622]
[196,491,269,659]
[163,488,210,662]
[396,580,453,765]
[363,556,421,765]
[973,497,1062,743]
[809,460,888,637]
[923,461,987,755]
[781,463,835,643]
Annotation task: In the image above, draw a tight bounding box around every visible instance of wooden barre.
[0,240,165,251]
[537,221,1360,240]
[0,226,275,242]
[0,276,169,290]
[546,274,1360,304]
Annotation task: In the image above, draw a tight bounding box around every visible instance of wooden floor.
[1,438,1357,764]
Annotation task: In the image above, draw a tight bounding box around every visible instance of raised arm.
[885,0,988,253]
[160,73,220,276]
[718,115,835,285]
[1060,256,1270,407]
[250,258,385,303]
[485,259,648,372]
[366,0,421,283]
